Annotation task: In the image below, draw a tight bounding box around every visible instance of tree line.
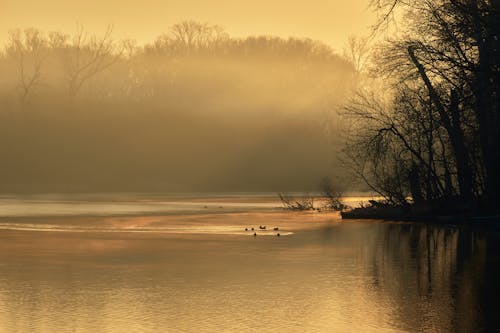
[0,21,352,108]
[0,21,356,193]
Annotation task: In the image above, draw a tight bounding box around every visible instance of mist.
[0,22,358,193]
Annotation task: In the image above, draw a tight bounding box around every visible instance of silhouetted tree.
[346,0,500,213]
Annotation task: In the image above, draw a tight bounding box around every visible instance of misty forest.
[0,21,356,193]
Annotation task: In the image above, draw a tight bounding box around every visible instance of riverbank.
[341,204,500,226]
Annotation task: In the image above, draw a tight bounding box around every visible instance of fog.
[0,23,358,193]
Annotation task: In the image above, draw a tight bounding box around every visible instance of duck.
[273,227,279,231]
[251,227,254,231]
[277,233,280,237]
[245,228,248,231]
[259,225,266,230]
[253,232,257,237]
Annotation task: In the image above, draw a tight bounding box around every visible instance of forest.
[0,21,357,193]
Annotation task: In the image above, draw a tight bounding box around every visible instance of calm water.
[0,196,499,332]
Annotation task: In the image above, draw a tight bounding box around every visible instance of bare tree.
[6,28,47,106]
[63,25,122,102]
[173,21,227,48]
[151,21,229,55]
[343,35,371,73]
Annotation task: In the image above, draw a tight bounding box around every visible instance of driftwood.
[278,193,315,210]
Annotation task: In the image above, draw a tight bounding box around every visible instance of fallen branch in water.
[278,193,315,210]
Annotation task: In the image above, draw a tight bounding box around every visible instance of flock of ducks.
[245,226,281,237]
[203,205,282,237]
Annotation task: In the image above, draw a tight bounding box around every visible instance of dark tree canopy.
[345,0,500,213]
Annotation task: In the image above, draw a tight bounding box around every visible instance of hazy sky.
[0,0,375,50]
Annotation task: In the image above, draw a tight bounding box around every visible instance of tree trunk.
[408,46,474,203]
[469,0,500,210]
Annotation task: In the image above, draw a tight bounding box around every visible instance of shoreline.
[341,208,500,227]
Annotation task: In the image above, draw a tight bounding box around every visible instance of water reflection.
[0,219,498,332]
[367,223,499,332]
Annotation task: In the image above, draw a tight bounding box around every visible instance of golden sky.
[0,0,375,49]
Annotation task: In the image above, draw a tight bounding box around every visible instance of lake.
[0,194,498,332]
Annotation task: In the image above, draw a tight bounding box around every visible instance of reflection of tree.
[369,224,495,331]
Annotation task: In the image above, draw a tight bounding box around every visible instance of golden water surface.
[0,196,498,332]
